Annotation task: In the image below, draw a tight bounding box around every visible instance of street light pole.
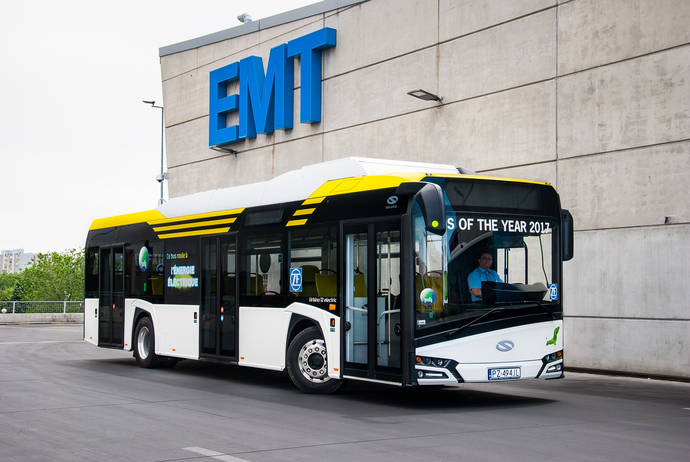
[143,100,166,206]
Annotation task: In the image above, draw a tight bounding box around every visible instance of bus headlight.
[417,370,449,379]
[416,356,451,368]
[540,350,564,377]
[542,350,563,363]
[546,363,563,373]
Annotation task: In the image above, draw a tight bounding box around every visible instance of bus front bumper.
[414,356,564,385]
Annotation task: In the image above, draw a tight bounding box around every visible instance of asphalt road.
[0,324,688,462]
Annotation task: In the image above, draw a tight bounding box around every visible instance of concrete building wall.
[160,0,690,378]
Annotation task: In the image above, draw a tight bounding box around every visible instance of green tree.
[15,249,84,301]
[0,272,21,300]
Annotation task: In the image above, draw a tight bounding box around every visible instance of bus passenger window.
[289,227,338,303]
[148,241,164,302]
[240,233,284,306]
[85,247,99,298]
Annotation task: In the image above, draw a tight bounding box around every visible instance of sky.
[1,0,316,254]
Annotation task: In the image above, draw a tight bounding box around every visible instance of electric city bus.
[84,157,573,393]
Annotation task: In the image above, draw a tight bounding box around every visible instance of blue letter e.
[209,62,240,146]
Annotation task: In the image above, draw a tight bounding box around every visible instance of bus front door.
[98,246,124,348]
[342,220,403,384]
[200,235,238,359]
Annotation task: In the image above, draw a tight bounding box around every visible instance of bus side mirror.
[418,183,447,236]
[561,209,574,261]
[396,182,447,236]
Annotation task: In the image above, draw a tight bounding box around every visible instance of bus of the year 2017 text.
[84,157,574,393]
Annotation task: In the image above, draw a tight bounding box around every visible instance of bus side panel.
[125,300,200,360]
[285,302,341,380]
[124,299,155,352]
[238,307,292,371]
[84,298,99,345]
[153,304,200,359]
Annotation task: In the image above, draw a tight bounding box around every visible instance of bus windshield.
[413,180,561,335]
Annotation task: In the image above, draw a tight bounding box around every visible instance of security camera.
[155,174,164,183]
[237,13,252,23]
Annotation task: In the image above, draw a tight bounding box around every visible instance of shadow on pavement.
[65,356,555,413]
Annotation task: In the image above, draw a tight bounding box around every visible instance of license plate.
[488,367,521,381]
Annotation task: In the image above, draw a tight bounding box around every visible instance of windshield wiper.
[444,301,556,338]
[444,305,507,338]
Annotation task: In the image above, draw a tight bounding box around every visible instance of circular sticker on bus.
[138,246,149,272]
[420,288,436,306]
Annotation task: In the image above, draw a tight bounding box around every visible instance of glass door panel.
[344,231,368,366]
[220,237,236,356]
[98,246,124,347]
[376,226,401,369]
[98,248,112,345]
[111,248,124,345]
[200,235,237,358]
[200,238,217,355]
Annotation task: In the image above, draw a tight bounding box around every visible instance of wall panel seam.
[565,315,690,322]
[573,222,690,233]
[557,42,690,79]
[476,159,556,174]
[555,138,690,163]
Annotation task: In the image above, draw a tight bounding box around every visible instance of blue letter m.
[239,44,294,139]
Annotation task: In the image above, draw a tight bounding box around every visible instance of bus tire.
[133,316,160,368]
[286,326,342,394]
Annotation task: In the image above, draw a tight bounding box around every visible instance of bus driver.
[468,251,503,302]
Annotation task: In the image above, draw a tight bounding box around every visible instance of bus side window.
[148,241,164,302]
[289,226,338,300]
[85,247,99,298]
[240,232,285,307]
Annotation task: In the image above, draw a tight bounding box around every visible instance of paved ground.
[0,324,688,461]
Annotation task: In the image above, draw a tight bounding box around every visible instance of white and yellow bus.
[84,157,573,393]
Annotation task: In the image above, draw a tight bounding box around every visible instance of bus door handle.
[346,305,367,314]
[377,309,400,324]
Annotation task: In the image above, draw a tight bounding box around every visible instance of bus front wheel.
[286,326,342,394]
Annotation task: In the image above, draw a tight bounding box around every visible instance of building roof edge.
[159,0,367,57]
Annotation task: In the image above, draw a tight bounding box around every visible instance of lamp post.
[143,100,166,206]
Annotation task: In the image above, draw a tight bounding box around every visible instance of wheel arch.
[286,314,321,356]
[133,307,151,333]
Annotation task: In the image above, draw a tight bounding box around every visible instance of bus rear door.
[98,246,124,348]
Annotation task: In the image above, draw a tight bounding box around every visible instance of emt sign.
[209,27,337,147]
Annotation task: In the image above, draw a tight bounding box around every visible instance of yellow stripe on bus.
[147,208,244,225]
[301,197,325,205]
[286,219,308,227]
[152,217,237,232]
[292,208,315,216]
[307,174,424,199]
[90,210,166,230]
[157,227,231,239]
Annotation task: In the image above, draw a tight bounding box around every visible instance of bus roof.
[89,157,549,230]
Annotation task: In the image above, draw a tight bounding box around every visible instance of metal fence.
[0,301,84,314]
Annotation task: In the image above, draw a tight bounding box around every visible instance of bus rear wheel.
[134,316,160,368]
[287,326,342,394]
